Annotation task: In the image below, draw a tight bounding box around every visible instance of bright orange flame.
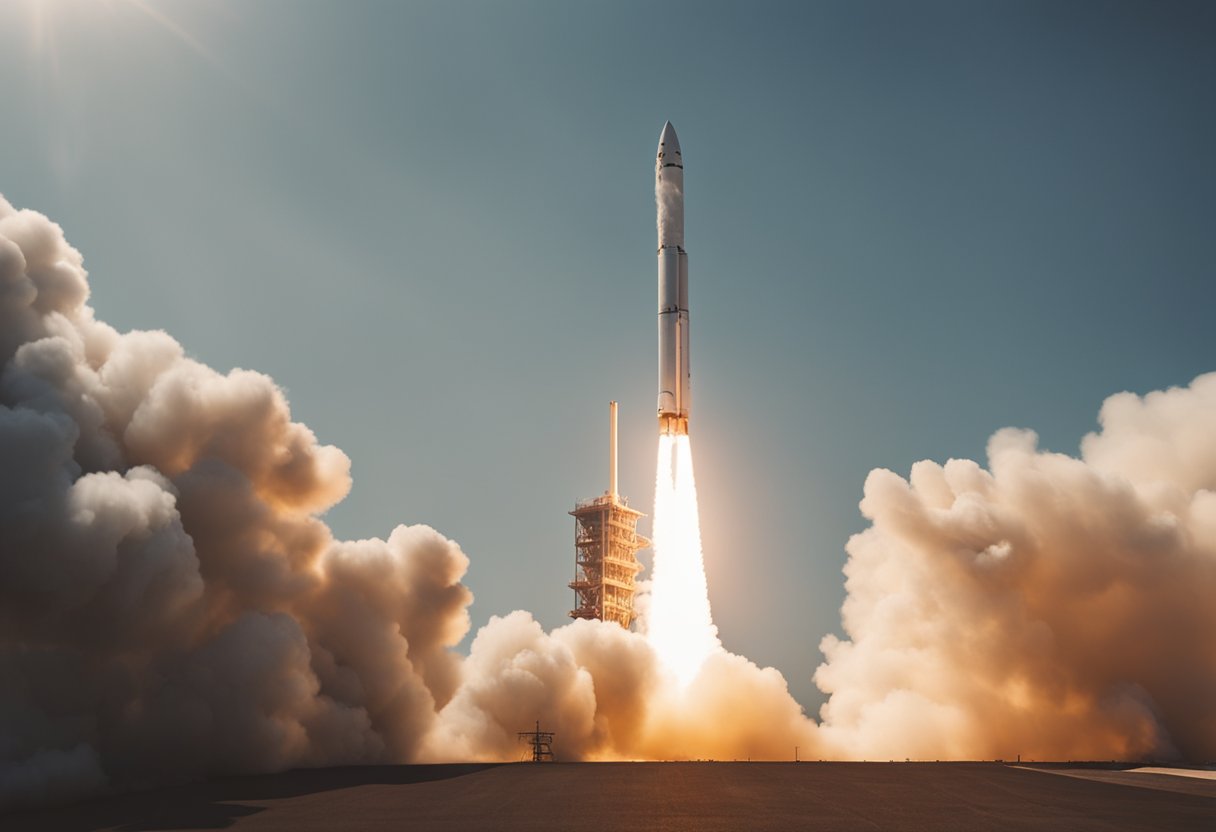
[646,434,720,685]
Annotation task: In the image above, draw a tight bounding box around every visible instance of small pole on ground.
[517,720,555,762]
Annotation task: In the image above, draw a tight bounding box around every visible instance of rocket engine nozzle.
[658,414,689,436]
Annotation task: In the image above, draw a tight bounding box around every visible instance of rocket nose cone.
[658,121,682,157]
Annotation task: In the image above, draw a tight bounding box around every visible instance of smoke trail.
[644,434,720,684]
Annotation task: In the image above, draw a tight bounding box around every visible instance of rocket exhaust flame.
[646,434,720,685]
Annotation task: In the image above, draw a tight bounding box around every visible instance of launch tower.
[569,402,648,628]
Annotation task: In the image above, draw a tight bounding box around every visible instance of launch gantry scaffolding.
[569,402,648,629]
[569,494,646,627]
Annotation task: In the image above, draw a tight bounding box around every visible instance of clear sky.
[2,0,1212,711]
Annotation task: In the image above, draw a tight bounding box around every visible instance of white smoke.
[0,196,473,807]
[814,375,1216,762]
[3,194,1213,811]
[421,612,818,763]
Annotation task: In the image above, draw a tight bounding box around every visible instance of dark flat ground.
[7,762,1215,832]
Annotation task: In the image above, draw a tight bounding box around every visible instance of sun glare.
[10,0,225,74]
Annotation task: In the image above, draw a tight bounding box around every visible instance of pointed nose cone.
[658,120,682,159]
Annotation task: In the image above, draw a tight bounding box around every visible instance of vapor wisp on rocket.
[656,121,690,436]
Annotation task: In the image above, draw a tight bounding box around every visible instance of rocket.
[656,121,690,436]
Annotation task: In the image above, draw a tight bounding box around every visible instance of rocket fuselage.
[656,121,690,436]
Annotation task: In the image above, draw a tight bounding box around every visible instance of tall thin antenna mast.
[609,400,619,500]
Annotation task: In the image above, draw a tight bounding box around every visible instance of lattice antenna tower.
[517,720,555,762]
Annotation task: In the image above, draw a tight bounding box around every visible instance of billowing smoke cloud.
[815,375,1216,762]
[421,611,817,763]
[0,196,474,807]
[3,194,1213,811]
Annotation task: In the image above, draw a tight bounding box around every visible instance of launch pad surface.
[9,762,1215,831]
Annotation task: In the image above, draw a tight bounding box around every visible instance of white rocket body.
[656,121,690,436]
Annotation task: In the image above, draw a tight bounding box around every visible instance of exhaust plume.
[643,434,720,685]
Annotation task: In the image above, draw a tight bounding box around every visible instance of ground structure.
[8,762,1215,831]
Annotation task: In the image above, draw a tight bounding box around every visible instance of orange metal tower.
[569,402,648,628]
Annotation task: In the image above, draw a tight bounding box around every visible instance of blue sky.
[2,0,1212,710]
